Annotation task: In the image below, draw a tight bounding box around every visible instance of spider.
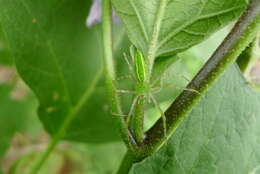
[115,46,198,143]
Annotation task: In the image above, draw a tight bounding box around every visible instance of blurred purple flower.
[86,0,120,28]
[112,10,121,24]
[86,0,102,27]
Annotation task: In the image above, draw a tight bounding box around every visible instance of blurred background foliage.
[0,17,259,173]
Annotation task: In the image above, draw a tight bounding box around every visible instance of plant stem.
[142,0,260,156]
[117,150,135,174]
[102,0,116,78]
[102,0,137,152]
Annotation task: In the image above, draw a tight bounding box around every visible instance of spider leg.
[111,111,138,146]
[116,74,133,81]
[123,52,134,70]
[123,53,136,80]
[110,89,135,117]
[127,95,140,124]
[150,76,165,94]
[116,89,136,94]
[110,111,128,117]
[151,77,164,93]
[163,84,200,94]
[163,72,191,82]
[151,71,166,87]
[152,71,192,88]
[150,94,167,139]
[127,129,138,146]
[151,87,162,94]
[172,74,190,83]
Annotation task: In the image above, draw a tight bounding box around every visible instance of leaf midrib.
[129,0,149,42]
[14,0,101,131]
[146,0,168,77]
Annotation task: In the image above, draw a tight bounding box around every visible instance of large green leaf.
[130,65,260,173]
[0,27,13,65]
[0,0,121,143]
[112,0,247,57]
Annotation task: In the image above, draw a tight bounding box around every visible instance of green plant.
[0,0,260,173]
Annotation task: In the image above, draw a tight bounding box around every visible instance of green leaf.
[0,84,37,157]
[0,26,13,65]
[0,0,120,143]
[130,65,260,173]
[112,0,247,57]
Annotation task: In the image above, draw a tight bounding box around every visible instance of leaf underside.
[112,0,247,58]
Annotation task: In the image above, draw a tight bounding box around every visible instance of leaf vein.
[157,5,244,51]
[129,0,149,42]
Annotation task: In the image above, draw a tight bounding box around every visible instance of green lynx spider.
[116,46,199,144]
[117,46,200,144]
[116,46,168,143]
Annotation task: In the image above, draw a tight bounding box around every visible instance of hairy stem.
[142,0,260,156]
[147,0,168,80]
[102,0,116,78]
[102,0,137,152]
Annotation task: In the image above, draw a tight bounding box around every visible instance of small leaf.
[130,65,260,174]
[112,0,247,58]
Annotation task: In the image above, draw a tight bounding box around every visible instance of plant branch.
[102,0,138,153]
[141,0,260,155]
[102,0,116,78]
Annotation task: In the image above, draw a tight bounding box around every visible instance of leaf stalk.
[102,0,138,155]
[147,0,168,80]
